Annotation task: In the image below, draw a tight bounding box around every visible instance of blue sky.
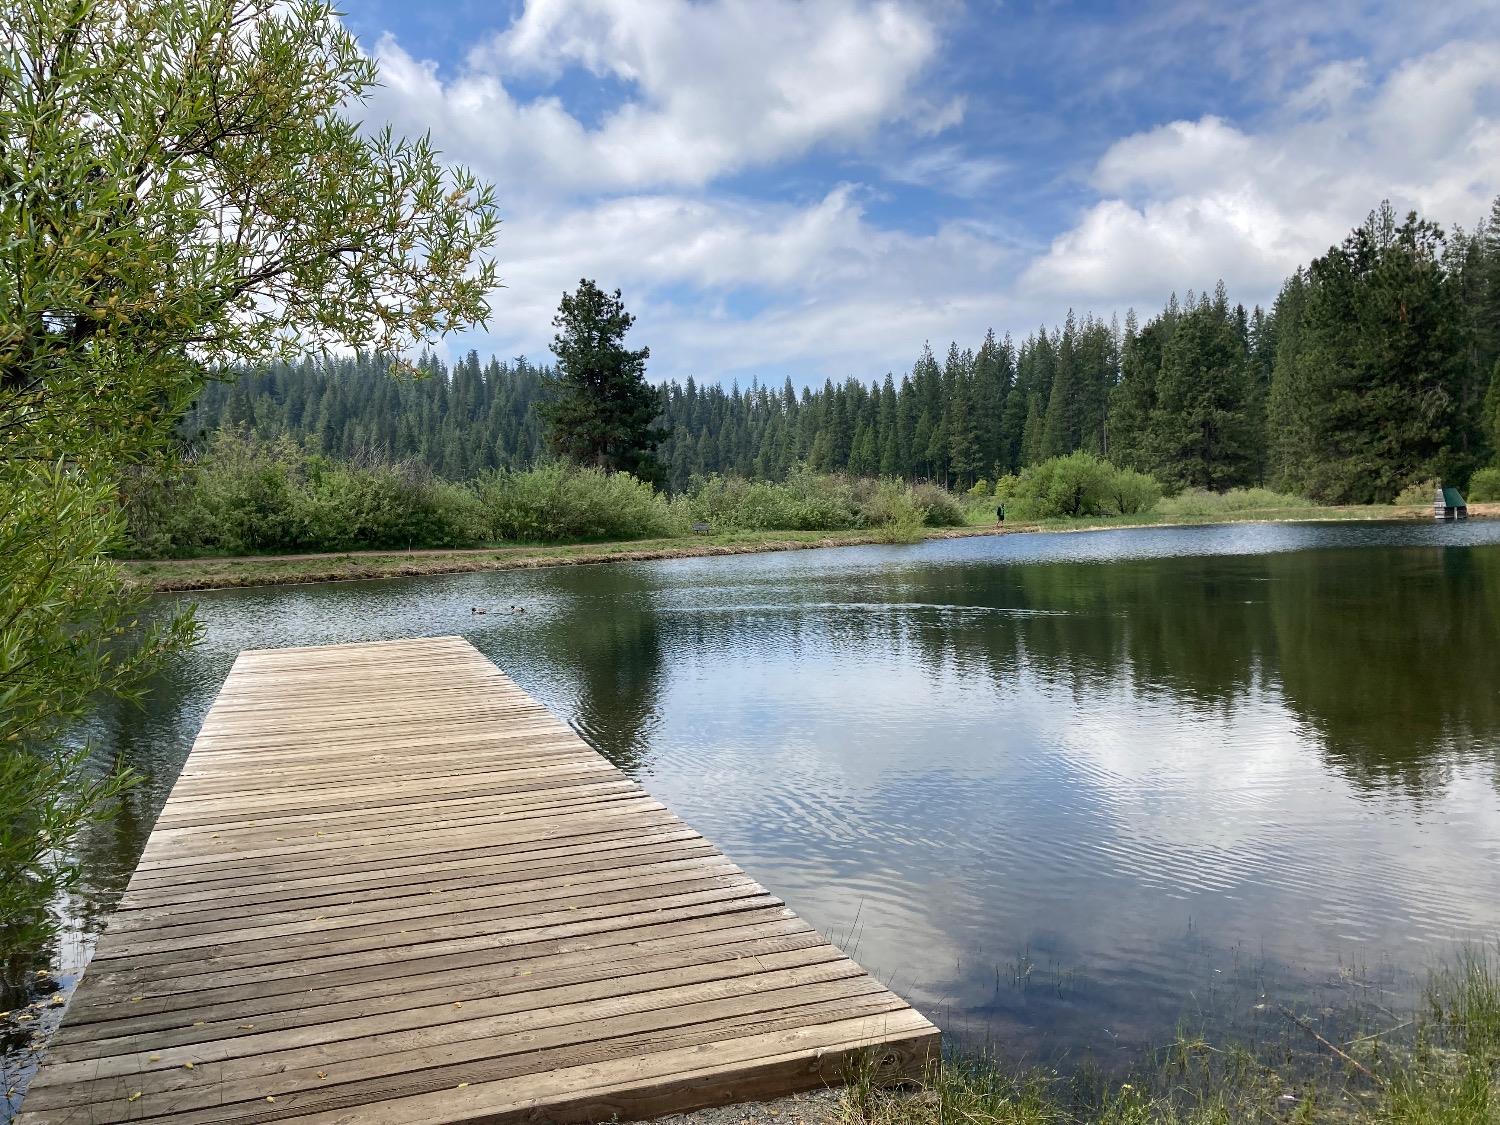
[344,0,1500,385]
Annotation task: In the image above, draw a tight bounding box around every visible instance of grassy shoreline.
[122,502,1497,593]
[820,946,1500,1125]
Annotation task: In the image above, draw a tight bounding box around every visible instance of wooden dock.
[20,636,937,1123]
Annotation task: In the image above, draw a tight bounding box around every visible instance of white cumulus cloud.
[369,0,948,195]
[1022,40,1500,308]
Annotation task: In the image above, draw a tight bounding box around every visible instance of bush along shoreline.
[119,431,969,558]
[117,433,1491,588]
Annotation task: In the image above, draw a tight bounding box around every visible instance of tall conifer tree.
[542,280,666,481]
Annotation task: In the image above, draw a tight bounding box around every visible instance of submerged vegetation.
[835,948,1500,1125]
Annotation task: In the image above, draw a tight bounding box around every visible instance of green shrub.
[1216,486,1309,511]
[1467,467,1500,502]
[194,432,307,551]
[999,454,1167,520]
[686,470,860,531]
[1107,468,1163,516]
[120,435,977,554]
[908,481,967,526]
[1395,478,1440,506]
[685,471,967,533]
[294,460,486,549]
[1156,486,1309,519]
[854,479,922,530]
[476,463,681,542]
[119,460,211,557]
[121,431,492,555]
[993,473,1021,504]
[425,481,491,545]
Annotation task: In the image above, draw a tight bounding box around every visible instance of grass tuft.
[832,947,1500,1125]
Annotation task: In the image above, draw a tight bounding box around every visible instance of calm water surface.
[10,520,1500,1100]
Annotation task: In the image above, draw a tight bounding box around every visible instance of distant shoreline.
[123,502,1498,593]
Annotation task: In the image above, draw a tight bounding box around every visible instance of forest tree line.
[183,199,1500,504]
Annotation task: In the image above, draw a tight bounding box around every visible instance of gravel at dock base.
[651,1087,847,1125]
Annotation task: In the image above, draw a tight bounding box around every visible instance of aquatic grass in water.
[836,948,1500,1124]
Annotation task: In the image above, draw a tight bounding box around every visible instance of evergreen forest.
[183,200,1500,505]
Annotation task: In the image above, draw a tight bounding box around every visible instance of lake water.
[8,520,1500,1104]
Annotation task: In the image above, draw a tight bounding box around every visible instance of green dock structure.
[1435,485,1469,520]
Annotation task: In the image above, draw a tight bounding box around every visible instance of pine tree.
[542,279,666,480]
[183,195,1496,496]
[1484,359,1500,465]
[1110,311,1166,476]
[1021,395,1046,465]
[1481,195,1500,379]
[1275,204,1472,501]
[1149,286,1256,490]
[1040,313,1078,459]
[911,409,934,478]
[1245,304,1275,482]
[947,378,981,488]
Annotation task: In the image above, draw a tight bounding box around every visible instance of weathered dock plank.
[21,635,937,1123]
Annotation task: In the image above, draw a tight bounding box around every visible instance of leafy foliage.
[0,463,196,952]
[686,472,863,532]
[476,463,680,543]
[1155,487,1310,519]
[1,0,499,464]
[998,453,1163,520]
[123,432,488,554]
[122,445,975,553]
[1468,467,1500,502]
[683,470,964,533]
[1395,479,1441,506]
[0,0,498,950]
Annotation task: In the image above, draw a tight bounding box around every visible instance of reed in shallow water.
[836,946,1500,1124]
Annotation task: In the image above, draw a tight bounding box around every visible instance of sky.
[341,0,1500,386]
